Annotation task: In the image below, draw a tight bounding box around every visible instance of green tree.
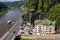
[48,4,60,30]
[0,2,7,11]
[22,0,60,30]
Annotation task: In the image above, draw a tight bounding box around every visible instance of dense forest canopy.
[0,2,8,16]
[0,2,7,11]
[3,1,24,8]
[22,0,60,30]
[0,1,24,16]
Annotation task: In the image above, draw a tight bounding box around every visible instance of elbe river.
[0,8,22,38]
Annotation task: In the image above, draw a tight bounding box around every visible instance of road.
[0,18,22,40]
[0,8,22,38]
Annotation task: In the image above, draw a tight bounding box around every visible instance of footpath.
[20,34,60,40]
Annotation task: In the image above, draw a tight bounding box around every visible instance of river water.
[0,8,22,38]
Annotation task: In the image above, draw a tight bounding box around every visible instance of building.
[33,19,55,35]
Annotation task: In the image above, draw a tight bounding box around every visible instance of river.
[0,8,22,38]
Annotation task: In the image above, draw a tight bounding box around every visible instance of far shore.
[0,7,15,17]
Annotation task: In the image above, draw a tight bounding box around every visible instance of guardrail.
[0,18,22,40]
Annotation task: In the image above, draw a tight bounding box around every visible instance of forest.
[0,2,8,16]
[0,2,7,11]
[22,0,60,30]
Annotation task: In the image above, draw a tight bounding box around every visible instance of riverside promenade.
[21,34,60,40]
[0,18,23,40]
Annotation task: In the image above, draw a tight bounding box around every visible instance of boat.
[7,20,12,24]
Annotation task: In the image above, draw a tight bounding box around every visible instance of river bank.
[0,10,8,17]
[0,7,15,17]
[0,8,22,38]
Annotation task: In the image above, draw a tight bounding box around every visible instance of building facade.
[33,23,55,35]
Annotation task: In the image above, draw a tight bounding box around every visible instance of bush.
[14,35,21,40]
[48,4,60,30]
[21,38,33,40]
[22,11,30,22]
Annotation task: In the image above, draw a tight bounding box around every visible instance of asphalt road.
[0,18,22,40]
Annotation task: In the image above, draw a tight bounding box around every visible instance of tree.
[0,2,7,11]
[29,0,39,11]
[22,0,60,30]
[48,4,60,30]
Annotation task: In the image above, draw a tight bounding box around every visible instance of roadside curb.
[0,18,22,40]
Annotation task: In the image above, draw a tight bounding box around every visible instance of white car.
[7,20,12,24]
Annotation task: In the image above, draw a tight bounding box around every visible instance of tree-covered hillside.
[22,0,60,30]
[0,2,8,16]
[0,2,7,11]
[3,1,24,8]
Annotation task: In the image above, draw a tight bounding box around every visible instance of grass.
[34,20,40,24]
[21,38,33,40]
[0,11,5,16]
[21,38,56,40]
[0,10,7,17]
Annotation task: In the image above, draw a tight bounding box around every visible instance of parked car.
[21,21,26,27]
[21,32,25,34]
[29,32,33,35]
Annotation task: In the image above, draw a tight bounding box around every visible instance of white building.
[33,19,55,35]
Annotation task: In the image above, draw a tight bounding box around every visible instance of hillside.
[0,2,8,16]
[22,0,60,31]
[0,2,7,11]
[2,1,24,8]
